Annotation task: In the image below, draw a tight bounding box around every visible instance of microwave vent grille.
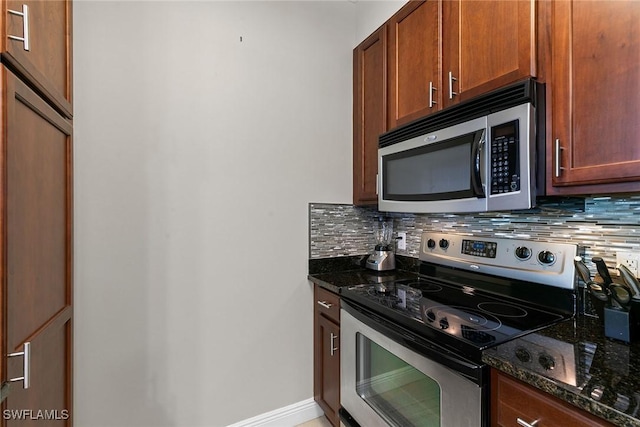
[379,79,541,148]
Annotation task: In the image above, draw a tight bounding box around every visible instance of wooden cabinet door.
[548,0,640,194]
[353,26,386,206]
[443,0,536,108]
[313,285,340,427]
[3,69,73,425]
[316,315,340,427]
[3,0,73,118]
[388,0,440,129]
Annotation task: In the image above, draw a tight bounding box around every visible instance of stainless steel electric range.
[339,232,578,427]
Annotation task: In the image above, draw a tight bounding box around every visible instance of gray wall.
[74,2,360,426]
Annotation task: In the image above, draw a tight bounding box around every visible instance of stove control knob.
[439,239,449,249]
[538,251,556,265]
[515,347,532,363]
[514,246,532,260]
[425,310,436,323]
[439,317,449,330]
[427,239,436,249]
[538,353,556,371]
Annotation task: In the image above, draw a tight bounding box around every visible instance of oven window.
[356,333,441,427]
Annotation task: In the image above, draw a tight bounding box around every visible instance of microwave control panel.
[490,120,520,195]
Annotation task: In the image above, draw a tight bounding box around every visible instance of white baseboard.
[227,398,324,427]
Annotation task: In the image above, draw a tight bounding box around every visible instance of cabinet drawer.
[315,285,340,323]
[491,370,613,427]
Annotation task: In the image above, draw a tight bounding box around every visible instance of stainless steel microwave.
[378,80,544,214]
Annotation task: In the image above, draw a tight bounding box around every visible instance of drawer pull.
[517,418,539,427]
[317,300,333,309]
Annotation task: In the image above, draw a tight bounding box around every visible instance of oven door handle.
[400,331,480,372]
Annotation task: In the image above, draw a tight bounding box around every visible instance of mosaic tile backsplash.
[309,195,640,281]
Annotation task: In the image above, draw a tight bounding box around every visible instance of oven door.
[341,304,486,427]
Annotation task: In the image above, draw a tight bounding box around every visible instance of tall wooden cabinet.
[0,1,73,424]
[313,285,340,427]
[546,0,640,195]
[3,0,73,118]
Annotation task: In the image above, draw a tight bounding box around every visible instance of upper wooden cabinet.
[546,0,640,194]
[2,0,73,118]
[354,0,537,204]
[443,0,536,109]
[353,26,386,205]
[387,0,440,129]
[386,0,536,128]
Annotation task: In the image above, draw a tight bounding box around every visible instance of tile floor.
[295,415,333,427]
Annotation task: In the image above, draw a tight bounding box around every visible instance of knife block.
[605,306,631,342]
[604,300,640,343]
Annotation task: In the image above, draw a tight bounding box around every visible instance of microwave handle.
[471,129,486,197]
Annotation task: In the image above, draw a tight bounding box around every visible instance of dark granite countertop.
[308,268,419,294]
[483,315,640,426]
[307,255,420,294]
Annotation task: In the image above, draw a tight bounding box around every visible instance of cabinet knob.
[7,5,30,51]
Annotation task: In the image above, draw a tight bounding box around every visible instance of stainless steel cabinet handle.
[8,342,30,389]
[7,5,30,51]
[516,418,539,427]
[429,81,437,108]
[555,138,564,178]
[330,333,338,356]
[317,300,333,309]
[448,71,458,99]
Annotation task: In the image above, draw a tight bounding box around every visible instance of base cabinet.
[313,285,340,427]
[491,369,614,427]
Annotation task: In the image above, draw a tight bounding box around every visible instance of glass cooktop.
[341,276,568,359]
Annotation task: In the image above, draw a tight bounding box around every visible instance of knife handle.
[592,257,613,285]
[573,256,592,283]
[617,263,640,297]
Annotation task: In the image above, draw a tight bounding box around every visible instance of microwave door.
[378,117,489,214]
